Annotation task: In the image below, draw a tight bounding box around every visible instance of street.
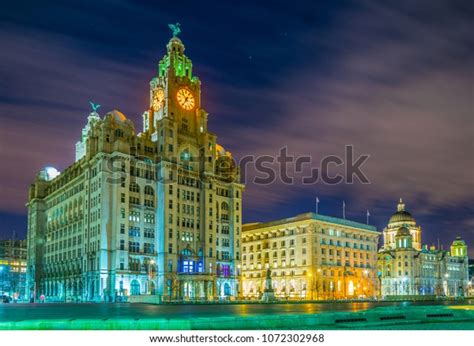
[0,299,472,321]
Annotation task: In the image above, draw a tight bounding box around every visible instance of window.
[120,240,125,250]
[129,210,140,222]
[144,228,155,238]
[181,119,189,132]
[144,186,154,196]
[129,183,140,193]
[129,196,140,205]
[129,227,140,237]
[129,242,140,253]
[182,260,194,273]
[144,243,154,254]
[144,213,155,224]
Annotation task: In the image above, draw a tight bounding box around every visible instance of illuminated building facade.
[377,199,469,298]
[0,238,27,300]
[26,31,243,302]
[241,213,379,300]
[468,259,474,296]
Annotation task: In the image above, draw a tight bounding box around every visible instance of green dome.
[451,236,466,246]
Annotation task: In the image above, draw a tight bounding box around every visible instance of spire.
[397,198,405,212]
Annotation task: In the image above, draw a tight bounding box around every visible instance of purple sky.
[0,0,473,256]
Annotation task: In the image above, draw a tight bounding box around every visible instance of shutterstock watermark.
[104,145,370,186]
[240,145,370,185]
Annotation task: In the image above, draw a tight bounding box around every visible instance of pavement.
[0,300,473,330]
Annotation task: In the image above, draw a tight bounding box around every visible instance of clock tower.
[142,36,208,141]
[139,27,243,300]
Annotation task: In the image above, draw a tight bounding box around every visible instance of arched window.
[221,202,229,211]
[144,186,154,196]
[130,280,140,295]
[180,149,190,161]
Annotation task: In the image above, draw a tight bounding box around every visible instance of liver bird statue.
[168,23,181,37]
[89,101,101,112]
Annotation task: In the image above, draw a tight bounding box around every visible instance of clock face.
[152,88,165,110]
[176,88,195,110]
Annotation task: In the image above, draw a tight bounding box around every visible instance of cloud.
[0,28,152,214]
[209,1,474,253]
[220,1,473,214]
[0,1,472,254]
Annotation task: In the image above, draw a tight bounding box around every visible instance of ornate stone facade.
[26,33,243,302]
[241,213,379,300]
[377,200,469,298]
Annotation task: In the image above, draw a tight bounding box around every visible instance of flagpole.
[343,200,346,219]
[367,210,370,225]
[316,197,319,214]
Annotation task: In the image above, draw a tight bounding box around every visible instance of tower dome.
[109,110,127,122]
[38,166,60,181]
[388,198,416,225]
[450,236,467,257]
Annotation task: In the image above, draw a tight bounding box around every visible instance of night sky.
[0,1,473,256]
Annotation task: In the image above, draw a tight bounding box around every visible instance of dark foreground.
[1,300,473,330]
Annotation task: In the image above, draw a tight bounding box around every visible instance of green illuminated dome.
[451,236,466,246]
